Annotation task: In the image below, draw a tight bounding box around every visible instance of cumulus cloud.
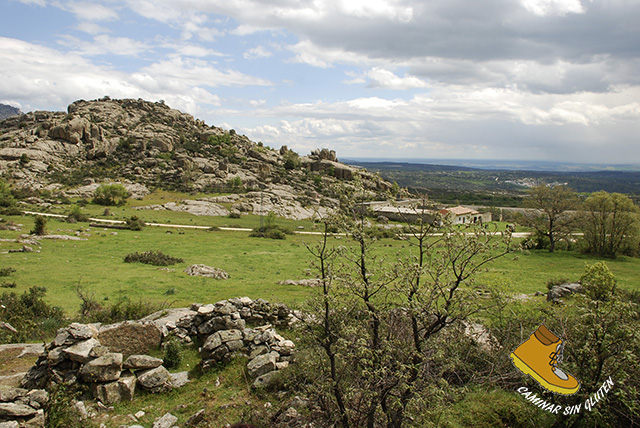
[244,46,272,60]
[366,68,428,90]
[58,34,149,56]
[59,1,119,21]
[0,37,267,115]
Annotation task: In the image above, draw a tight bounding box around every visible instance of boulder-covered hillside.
[0,97,394,218]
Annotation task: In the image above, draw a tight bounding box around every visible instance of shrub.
[77,285,168,323]
[93,183,129,206]
[228,212,241,219]
[66,205,89,223]
[0,286,65,343]
[124,250,184,266]
[31,215,47,235]
[0,267,16,277]
[0,179,15,208]
[1,282,17,288]
[580,261,617,301]
[283,150,301,170]
[163,338,183,369]
[250,211,293,239]
[126,215,145,230]
[45,382,92,428]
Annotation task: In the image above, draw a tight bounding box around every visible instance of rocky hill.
[0,97,393,219]
[0,103,22,120]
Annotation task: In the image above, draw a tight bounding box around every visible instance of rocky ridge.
[0,97,394,219]
[0,104,22,121]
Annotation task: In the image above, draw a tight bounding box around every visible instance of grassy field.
[2,207,639,316]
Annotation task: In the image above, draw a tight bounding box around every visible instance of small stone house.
[440,206,492,224]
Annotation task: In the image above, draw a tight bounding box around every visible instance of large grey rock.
[136,366,170,392]
[218,329,243,343]
[94,374,136,404]
[547,283,582,301]
[97,321,162,358]
[67,323,97,340]
[63,337,101,363]
[184,264,228,279]
[152,412,178,428]
[252,371,279,389]
[0,402,37,417]
[140,308,198,332]
[123,355,164,370]
[0,387,27,402]
[0,421,19,428]
[79,353,123,383]
[201,333,222,354]
[26,390,48,409]
[247,352,277,378]
[169,371,190,388]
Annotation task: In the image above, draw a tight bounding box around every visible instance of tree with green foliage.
[31,215,47,235]
[0,179,15,208]
[555,263,640,428]
[297,188,514,427]
[522,184,579,252]
[283,150,301,170]
[580,191,640,257]
[93,183,130,206]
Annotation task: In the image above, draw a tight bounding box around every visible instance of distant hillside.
[347,160,640,206]
[0,103,21,120]
[0,97,394,218]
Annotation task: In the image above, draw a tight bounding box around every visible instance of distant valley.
[345,159,640,206]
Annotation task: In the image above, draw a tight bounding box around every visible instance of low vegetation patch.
[0,286,65,343]
[0,267,16,277]
[123,250,184,266]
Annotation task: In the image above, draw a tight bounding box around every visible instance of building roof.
[441,206,480,216]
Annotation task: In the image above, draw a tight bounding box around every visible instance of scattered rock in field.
[278,279,323,287]
[152,412,178,428]
[547,283,582,302]
[184,264,228,279]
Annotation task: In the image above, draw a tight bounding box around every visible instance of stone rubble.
[11,297,296,427]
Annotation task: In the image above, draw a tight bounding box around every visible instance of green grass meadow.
[2,200,639,316]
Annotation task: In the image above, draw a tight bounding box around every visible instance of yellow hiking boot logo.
[510,325,580,395]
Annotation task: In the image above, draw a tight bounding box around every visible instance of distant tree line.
[519,185,640,257]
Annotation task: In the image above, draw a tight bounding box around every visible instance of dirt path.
[22,210,532,237]
[0,343,44,387]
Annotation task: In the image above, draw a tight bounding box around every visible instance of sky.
[1,0,640,164]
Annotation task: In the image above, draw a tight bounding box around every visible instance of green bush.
[78,291,168,324]
[126,215,145,230]
[31,215,47,235]
[228,212,241,219]
[93,183,129,206]
[250,212,292,239]
[580,261,617,301]
[0,286,65,343]
[123,250,184,266]
[66,205,90,223]
[1,282,17,288]
[163,338,183,369]
[45,382,93,428]
[0,267,16,277]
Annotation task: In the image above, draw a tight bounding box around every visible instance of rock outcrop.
[0,97,396,219]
